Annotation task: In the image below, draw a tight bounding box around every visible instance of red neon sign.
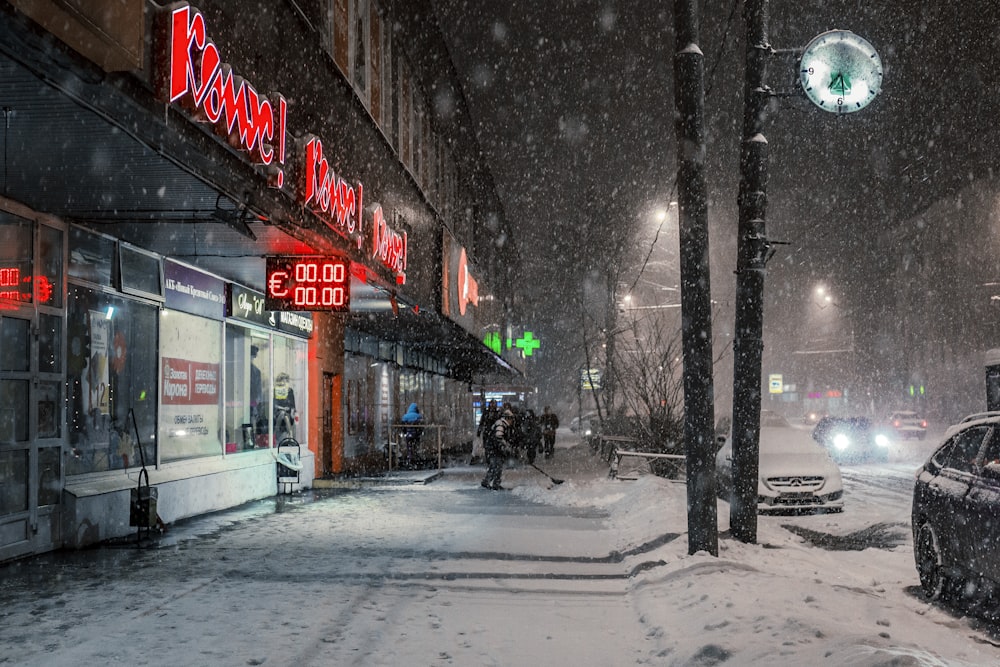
[300,136,363,245]
[155,5,286,186]
[265,257,351,312]
[371,204,407,284]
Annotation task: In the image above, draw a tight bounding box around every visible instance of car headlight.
[832,433,851,451]
[875,433,890,448]
[584,428,591,436]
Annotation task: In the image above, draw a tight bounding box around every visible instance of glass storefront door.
[0,215,64,561]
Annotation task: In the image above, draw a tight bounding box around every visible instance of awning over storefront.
[345,306,519,384]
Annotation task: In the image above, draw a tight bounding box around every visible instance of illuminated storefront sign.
[456,247,478,315]
[265,256,351,312]
[164,260,225,320]
[154,5,286,186]
[443,231,489,337]
[370,204,407,284]
[227,284,314,336]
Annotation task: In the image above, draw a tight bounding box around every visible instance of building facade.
[0,0,521,562]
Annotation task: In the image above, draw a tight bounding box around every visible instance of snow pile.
[516,462,996,666]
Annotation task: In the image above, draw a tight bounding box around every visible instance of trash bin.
[276,439,302,494]
[129,484,158,529]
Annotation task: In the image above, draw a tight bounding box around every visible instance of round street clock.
[800,30,883,114]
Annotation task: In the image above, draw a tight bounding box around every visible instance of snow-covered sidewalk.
[0,431,997,666]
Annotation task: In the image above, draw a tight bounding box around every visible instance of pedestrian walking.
[481,408,514,490]
[400,402,424,469]
[473,399,500,464]
[522,408,542,464]
[541,405,559,459]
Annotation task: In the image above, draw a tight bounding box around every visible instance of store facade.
[0,0,518,561]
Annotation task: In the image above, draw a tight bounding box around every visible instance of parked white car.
[716,410,844,513]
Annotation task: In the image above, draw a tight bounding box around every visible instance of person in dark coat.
[522,408,542,464]
[507,404,525,457]
[541,405,559,459]
[400,402,424,468]
[482,408,514,490]
[474,399,500,464]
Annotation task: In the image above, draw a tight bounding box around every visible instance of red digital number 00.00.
[293,286,346,307]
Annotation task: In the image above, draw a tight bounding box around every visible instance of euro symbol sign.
[268,270,290,298]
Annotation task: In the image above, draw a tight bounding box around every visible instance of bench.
[610,449,686,480]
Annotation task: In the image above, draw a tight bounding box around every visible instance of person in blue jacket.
[400,403,424,468]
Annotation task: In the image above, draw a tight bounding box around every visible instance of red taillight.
[920,420,927,428]
[893,420,901,428]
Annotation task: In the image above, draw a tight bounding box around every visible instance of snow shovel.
[530,462,564,485]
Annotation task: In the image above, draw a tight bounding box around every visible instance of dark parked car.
[911,415,1000,600]
[811,416,891,463]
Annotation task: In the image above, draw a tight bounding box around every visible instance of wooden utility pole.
[674,0,717,556]
[730,0,770,543]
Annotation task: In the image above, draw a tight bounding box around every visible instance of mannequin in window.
[273,372,297,441]
[250,345,264,438]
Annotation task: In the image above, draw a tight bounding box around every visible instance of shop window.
[38,313,61,374]
[370,2,385,128]
[0,379,29,442]
[330,0,349,74]
[352,0,368,95]
[159,309,221,462]
[224,327,272,453]
[66,285,158,474]
[346,378,356,434]
[0,317,29,372]
[273,335,307,445]
[0,449,28,514]
[68,226,115,287]
[120,244,163,300]
[37,381,60,440]
[37,446,61,507]
[399,59,411,167]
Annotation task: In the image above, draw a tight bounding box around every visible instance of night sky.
[431,0,1000,412]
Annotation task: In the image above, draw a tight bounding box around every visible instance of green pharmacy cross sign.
[514,331,540,356]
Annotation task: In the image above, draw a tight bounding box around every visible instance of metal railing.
[387,424,445,471]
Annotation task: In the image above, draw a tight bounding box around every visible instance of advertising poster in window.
[88,310,111,416]
[159,310,222,461]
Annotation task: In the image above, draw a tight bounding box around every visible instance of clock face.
[800,30,883,114]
